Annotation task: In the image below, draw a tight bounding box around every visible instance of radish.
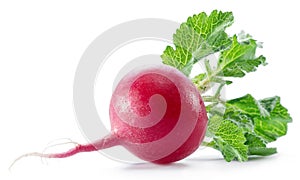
[14,64,208,164]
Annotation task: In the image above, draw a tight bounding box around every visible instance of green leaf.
[161,10,234,76]
[217,35,267,77]
[161,46,193,76]
[211,119,248,162]
[191,35,266,93]
[224,94,292,143]
[217,94,291,159]
[183,10,233,60]
[206,115,223,137]
[224,94,260,132]
[248,147,277,156]
[258,96,292,123]
[254,96,292,142]
[245,133,277,156]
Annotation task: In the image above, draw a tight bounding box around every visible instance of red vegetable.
[14,65,208,164]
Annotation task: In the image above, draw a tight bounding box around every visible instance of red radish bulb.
[14,64,208,165]
[110,65,208,163]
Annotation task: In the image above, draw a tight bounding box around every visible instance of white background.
[1,0,299,179]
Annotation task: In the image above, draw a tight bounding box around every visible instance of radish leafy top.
[161,10,292,162]
[161,10,233,76]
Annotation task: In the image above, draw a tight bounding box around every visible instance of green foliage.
[162,10,292,162]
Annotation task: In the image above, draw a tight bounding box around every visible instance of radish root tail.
[9,134,119,170]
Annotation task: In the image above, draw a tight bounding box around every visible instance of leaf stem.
[201,141,214,148]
